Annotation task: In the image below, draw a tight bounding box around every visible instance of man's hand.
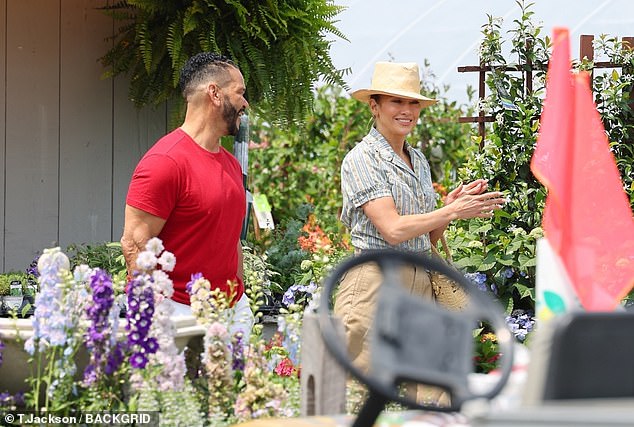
[120,205,166,275]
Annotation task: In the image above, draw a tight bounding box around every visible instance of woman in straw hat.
[334,62,506,388]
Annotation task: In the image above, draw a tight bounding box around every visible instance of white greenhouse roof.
[329,0,634,105]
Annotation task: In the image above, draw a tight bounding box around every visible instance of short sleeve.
[126,154,180,219]
[341,147,392,208]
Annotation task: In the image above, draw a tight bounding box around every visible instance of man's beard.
[222,96,241,136]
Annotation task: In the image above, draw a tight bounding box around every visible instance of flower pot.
[2,295,23,312]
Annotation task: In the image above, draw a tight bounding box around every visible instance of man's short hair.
[179,52,237,99]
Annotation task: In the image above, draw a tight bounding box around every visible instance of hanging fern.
[99,0,350,125]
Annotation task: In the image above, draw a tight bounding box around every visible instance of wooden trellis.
[457,35,634,142]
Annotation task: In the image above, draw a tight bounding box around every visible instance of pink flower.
[274,357,295,377]
[208,322,229,340]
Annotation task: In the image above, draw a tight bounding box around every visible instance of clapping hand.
[445,179,506,219]
[444,179,489,205]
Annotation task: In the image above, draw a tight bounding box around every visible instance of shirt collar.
[367,127,414,164]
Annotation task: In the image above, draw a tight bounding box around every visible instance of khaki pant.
[333,261,448,406]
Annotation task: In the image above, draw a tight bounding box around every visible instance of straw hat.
[351,61,436,107]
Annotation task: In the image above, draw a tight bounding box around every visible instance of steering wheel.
[318,249,514,425]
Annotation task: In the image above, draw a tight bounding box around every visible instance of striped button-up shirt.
[340,127,437,253]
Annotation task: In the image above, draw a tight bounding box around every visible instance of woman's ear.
[369,98,379,117]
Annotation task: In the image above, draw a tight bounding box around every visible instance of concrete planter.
[0,315,205,396]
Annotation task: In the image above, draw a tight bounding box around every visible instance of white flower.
[304,282,318,295]
[145,237,165,256]
[191,300,203,316]
[154,299,173,318]
[467,240,483,248]
[158,251,176,272]
[276,315,287,333]
[136,251,158,272]
[74,264,93,283]
[153,293,165,306]
[208,322,229,339]
[152,270,174,298]
[38,247,70,273]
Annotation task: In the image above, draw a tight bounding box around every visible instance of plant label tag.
[253,193,275,230]
[10,281,22,296]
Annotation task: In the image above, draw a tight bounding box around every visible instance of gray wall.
[1,0,168,272]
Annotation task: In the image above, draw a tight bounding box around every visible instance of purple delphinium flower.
[105,342,126,375]
[24,248,71,355]
[22,249,92,404]
[130,352,149,369]
[83,269,124,385]
[0,391,25,409]
[125,276,157,370]
[186,272,203,295]
[0,339,4,367]
[231,332,245,372]
[25,255,40,279]
[144,337,159,353]
[0,391,23,409]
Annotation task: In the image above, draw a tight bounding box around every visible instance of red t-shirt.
[126,128,246,304]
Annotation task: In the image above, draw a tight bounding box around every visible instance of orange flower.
[298,214,333,253]
[433,182,448,200]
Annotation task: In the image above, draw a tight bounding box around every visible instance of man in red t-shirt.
[121,52,253,338]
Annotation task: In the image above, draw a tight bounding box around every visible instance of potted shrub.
[0,272,24,315]
[0,273,8,316]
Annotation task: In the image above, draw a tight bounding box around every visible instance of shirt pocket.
[386,169,421,216]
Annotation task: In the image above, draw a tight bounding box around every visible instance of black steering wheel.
[318,249,514,426]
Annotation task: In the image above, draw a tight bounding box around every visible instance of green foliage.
[242,242,282,330]
[294,248,349,291]
[449,1,548,311]
[0,271,36,296]
[65,242,128,291]
[0,273,14,296]
[261,204,313,293]
[451,0,634,313]
[99,0,349,126]
[247,77,472,297]
[473,329,501,374]
[249,85,369,240]
[414,60,477,186]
